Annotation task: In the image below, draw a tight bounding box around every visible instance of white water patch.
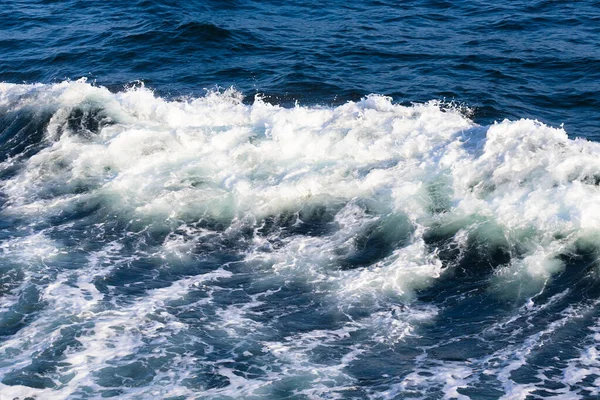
[367,303,439,345]
[373,290,595,400]
[0,231,59,262]
[0,79,469,226]
[383,360,475,400]
[340,235,443,301]
[561,313,600,397]
[0,246,233,400]
[50,268,233,399]
[0,239,121,399]
[0,232,60,305]
[2,80,599,297]
[484,295,585,399]
[261,328,364,399]
[483,298,598,400]
[241,198,441,349]
[4,81,600,397]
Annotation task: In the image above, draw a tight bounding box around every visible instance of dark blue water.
[3,0,600,136]
[2,1,600,399]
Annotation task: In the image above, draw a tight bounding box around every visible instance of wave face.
[1,81,600,398]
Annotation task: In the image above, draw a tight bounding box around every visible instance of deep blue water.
[3,0,600,136]
[2,1,600,399]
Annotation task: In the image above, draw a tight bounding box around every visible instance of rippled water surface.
[1,1,600,399]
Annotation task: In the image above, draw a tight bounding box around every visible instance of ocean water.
[1,1,600,399]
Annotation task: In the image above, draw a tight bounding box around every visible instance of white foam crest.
[490,242,569,298]
[7,81,600,398]
[3,80,600,302]
[0,81,469,223]
[450,120,600,281]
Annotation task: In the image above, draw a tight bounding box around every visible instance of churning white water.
[1,80,600,399]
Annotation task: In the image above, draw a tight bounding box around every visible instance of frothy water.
[1,80,600,399]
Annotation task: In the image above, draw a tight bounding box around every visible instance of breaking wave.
[2,80,600,398]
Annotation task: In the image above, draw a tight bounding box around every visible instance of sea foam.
[2,80,598,293]
[2,80,600,398]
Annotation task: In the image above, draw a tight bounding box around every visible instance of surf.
[2,80,600,398]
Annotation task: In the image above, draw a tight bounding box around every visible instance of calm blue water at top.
[2,0,600,137]
[2,1,600,399]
